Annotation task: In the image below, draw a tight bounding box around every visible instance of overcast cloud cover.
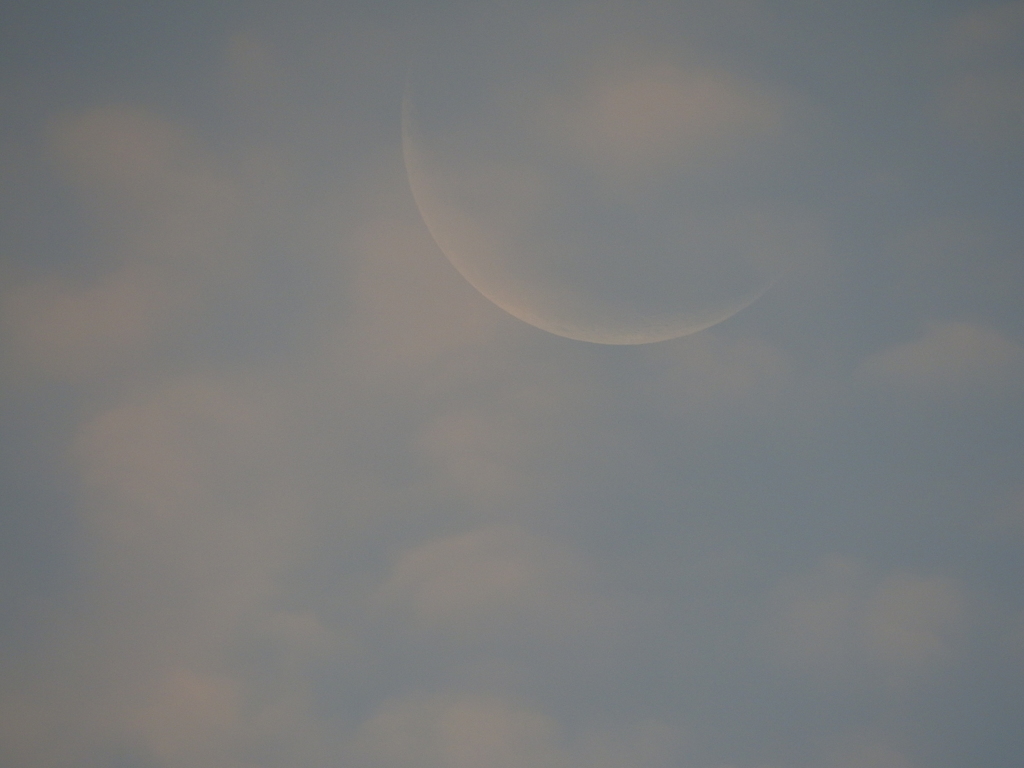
[1,1,1023,767]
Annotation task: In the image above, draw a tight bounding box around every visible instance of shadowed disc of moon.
[402,21,807,344]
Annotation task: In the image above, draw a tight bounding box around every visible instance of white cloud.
[765,556,967,676]
[68,375,308,691]
[46,105,274,320]
[643,331,791,416]
[0,374,343,767]
[129,644,342,768]
[537,62,783,178]
[947,2,1024,54]
[136,669,245,768]
[938,3,1024,145]
[1,265,170,378]
[857,320,1024,399]
[355,694,561,768]
[373,526,617,644]
[49,106,193,197]
[413,404,561,510]
[74,377,292,553]
[337,213,502,377]
[861,573,967,667]
[353,693,680,768]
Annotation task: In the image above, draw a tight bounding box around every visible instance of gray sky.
[1,2,1023,767]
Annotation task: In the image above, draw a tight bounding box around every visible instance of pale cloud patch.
[131,649,336,768]
[49,105,264,297]
[136,669,245,768]
[644,331,791,416]
[538,62,782,178]
[947,1,1024,54]
[861,573,967,667]
[415,409,526,507]
[353,693,680,768]
[336,212,502,380]
[72,376,305,654]
[373,526,616,643]
[0,376,333,767]
[765,556,967,676]
[49,106,193,198]
[1,264,170,378]
[75,377,287,547]
[413,400,567,510]
[355,694,561,768]
[857,320,1024,399]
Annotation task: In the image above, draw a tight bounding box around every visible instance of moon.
[402,22,805,344]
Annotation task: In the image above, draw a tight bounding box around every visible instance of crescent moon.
[402,92,778,345]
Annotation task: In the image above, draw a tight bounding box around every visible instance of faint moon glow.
[402,23,804,344]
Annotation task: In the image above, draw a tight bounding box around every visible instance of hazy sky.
[2,2,1023,767]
